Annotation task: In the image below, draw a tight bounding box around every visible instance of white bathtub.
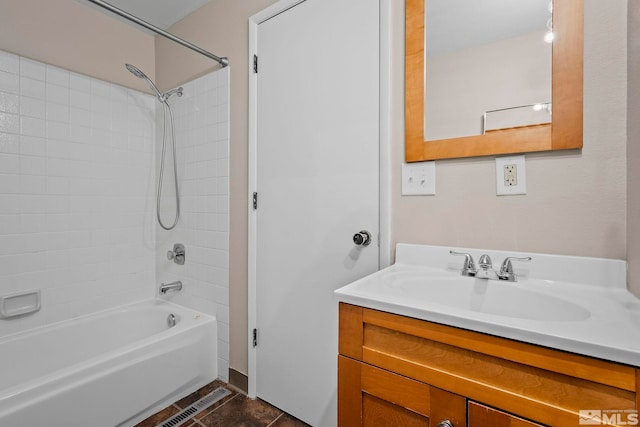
[0,300,217,427]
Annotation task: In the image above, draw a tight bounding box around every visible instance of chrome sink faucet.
[450,251,531,282]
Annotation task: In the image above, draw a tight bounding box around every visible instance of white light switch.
[402,162,436,196]
[496,155,526,195]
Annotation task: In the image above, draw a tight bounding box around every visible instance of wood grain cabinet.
[338,303,640,427]
[339,355,465,426]
[468,402,544,427]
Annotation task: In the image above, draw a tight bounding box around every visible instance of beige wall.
[154,0,278,378]
[0,0,155,93]
[628,0,640,297]
[393,0,628,261]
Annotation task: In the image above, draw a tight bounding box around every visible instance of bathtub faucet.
[160,281,183,294]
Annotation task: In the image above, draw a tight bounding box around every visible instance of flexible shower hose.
[157,100,180,230]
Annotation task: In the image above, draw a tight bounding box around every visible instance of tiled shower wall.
[0,50,156,337]
[0,49,230,380]
[155,68,230,381]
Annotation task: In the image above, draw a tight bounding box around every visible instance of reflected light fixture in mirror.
[405,0,583,162]
[545,0,554,43]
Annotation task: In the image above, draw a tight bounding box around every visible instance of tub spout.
[160,281,182,294]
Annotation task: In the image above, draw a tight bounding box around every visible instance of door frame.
[247,0,392,398]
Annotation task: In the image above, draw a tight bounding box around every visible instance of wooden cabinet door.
[339,356,466,427]
[468,401,546,427]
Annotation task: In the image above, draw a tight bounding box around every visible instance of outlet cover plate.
[496,155,526,195]
[402,162,436,196]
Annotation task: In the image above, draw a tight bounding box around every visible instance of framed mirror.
[405,0,583,162]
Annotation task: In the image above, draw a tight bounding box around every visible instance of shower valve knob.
[167,243,185,265]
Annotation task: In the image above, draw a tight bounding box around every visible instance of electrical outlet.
[402,162,435,195]
[496,156,526,195]
[504,164,517,186]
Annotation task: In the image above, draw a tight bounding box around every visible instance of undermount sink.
[382,271,591,322]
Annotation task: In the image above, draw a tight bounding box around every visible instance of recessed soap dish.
[0,290,41,319]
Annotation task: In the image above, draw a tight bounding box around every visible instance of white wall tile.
[0,92,19,114]
[91,79,112,99]
[20,116,45,137]
[20,58,45,81]
[20,96,46,119]
[46,102,70,123]
[2,52,227,378]
[69,72,91,92]
[0,51,156,338]
[0,153,20,174]
[20,77,45,99]
[156,68,230,374]
[0,132,19,154]
[69,89,91,110]
[0,174,20,194]
[46,83,70,105]
[0,71,19,94]
[46,65,69,87]
[20,155,45,175]
[0,112,19,133]
[0,51,19,74]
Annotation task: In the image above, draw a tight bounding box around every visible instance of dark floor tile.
[199,395,282,427]
[194,389,239,420]
[172,419,197,427]
[269,412,311,427]
[133,404,181,427]
[175,380,235,409]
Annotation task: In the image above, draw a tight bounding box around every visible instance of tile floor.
[134,380,310,427]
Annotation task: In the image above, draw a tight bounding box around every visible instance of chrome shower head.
[125,63,145,79]
[125,63,163,100]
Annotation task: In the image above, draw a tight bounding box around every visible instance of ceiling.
[103,0,211,29]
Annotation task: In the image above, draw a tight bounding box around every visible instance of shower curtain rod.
[86,0,229,67]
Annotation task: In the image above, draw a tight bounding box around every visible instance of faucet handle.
[499,256,532,281]
[167,243,185,265]
[450,250,477,276]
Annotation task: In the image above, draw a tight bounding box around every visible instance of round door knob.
[353,230,372,246]
[437,420,454,427]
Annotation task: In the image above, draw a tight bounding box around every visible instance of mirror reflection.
[424,0,553,141]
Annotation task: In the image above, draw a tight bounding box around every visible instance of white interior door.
[251,0,379,425]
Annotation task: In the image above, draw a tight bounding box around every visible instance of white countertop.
[335,244,640,367]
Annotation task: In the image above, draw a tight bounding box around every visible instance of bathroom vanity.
[335,245,640,426]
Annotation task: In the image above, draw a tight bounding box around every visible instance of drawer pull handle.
[437,420,454,427]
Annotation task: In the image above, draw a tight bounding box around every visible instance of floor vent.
[155,387,232,427]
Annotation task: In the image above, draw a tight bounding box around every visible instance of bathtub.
[0,300,217,427]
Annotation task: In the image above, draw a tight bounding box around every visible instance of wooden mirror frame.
[405,0,583,162]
